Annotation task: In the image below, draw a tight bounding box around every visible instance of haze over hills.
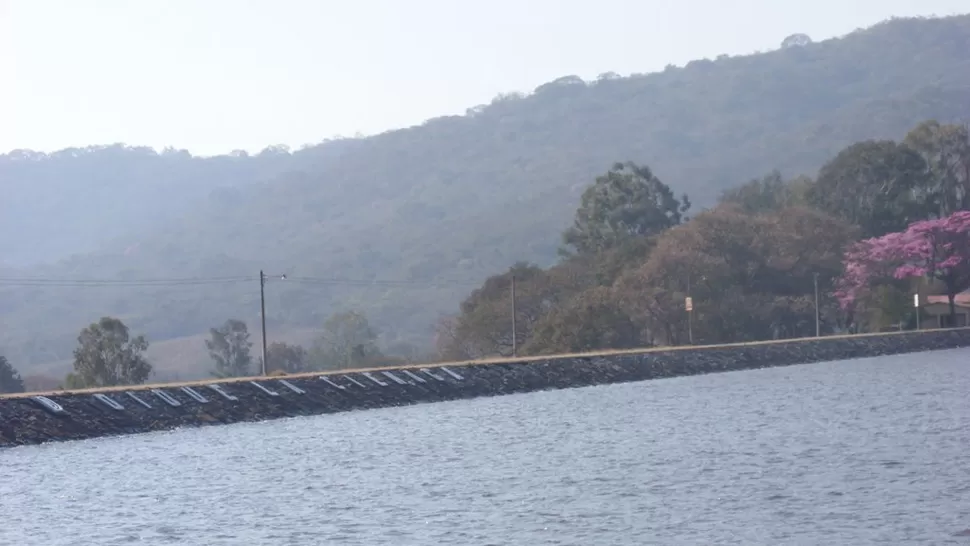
[0,140,365,266]
[4,14,970,378]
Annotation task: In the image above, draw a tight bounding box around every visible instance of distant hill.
[4,14,970,377]
[0,141,364,265]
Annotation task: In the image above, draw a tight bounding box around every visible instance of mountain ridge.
[4,13,970,377]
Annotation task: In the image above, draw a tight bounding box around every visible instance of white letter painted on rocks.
[402,370,427,383]
[180,386,208,403]
[420,368,445,381]
[31,396,66,415]
[125,391,152,409]
[93,393,125,411]
[440,367,464,380]
[361,372,389,387]
[151,389,182,407]
[278,380,306,394]
[207,384,239,401]
[382,371,409,385]
[249,381,279,396]
[320,376,346,390]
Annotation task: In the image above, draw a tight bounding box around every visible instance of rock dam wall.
[3,328,969,448]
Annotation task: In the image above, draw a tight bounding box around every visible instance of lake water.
[2,349,969,545]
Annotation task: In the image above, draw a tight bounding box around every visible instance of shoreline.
[2,328,968,448]
[2,327,958,399]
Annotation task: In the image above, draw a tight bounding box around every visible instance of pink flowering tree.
[836,210,970,324]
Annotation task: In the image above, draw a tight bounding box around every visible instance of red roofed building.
[923,290,970,328]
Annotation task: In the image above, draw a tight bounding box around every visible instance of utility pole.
[259,270,287,376]
[511,274,517,357]
[814,272,820,337]
[260,270,268,376]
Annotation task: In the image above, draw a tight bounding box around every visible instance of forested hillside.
[0,141,365,266]
[3,14,970,376]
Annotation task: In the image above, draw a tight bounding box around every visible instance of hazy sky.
[3,0,968,156]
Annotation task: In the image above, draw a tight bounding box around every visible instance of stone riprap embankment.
[2,328,969,448]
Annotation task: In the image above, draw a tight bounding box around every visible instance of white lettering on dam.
[125,391,152,409]
[249,382,279,396]
[207,384,238,401]
[402,370,427,383]
[361,372,388,387]
[278,380,306,394]
[92,393,124,411]
[420,368,445,381]
[382,371,409,385]
[180,386,208,403]
[440,367,464,380]
[151,389,182,407]
[31,396,66,415]
[319,377,346,390]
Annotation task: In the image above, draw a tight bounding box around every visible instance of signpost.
[914,293,920,330]
[685,296,693,344]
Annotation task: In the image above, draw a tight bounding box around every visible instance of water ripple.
[2,349,970,544]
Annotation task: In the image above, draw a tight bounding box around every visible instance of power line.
[0,274,485,289]
[0,270,497,378]
[285,276,482,287]
[0,275,255,287]
[0,274,255,283]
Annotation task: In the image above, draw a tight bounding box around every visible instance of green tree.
[550,235,656,292]
[903,120,970,217]
[718,171,811,214]
[808,140,930,237]
[433,315,477,362]
[615,205,856,344]
[383,341,427,363]
[865,283,914,332]
[71,317,152,387]
[562,162,689,256]
[206,319,253,378]
[0,355,25,394]
[265,342,309,374]
[63,372,87,390]
[310,310,382,370]
[524,286,642,355]
[436,263,566,359]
